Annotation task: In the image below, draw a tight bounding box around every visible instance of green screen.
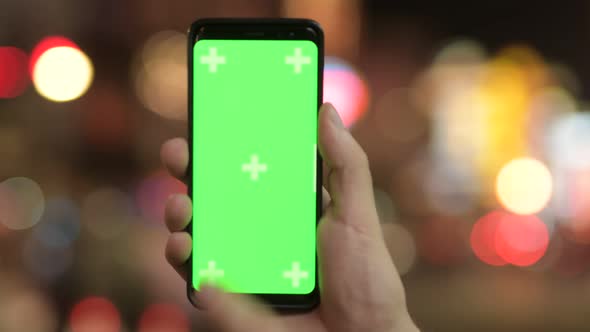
[192,39,318,294]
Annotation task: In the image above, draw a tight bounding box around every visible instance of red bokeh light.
[471,210,550,267]
[136,170,187,224]
[470,211,508,266]
[69,297,121,332]
[138,303,190,332]
[29,36,78,75]
[323,64,369,127]
[495,213,549,267]
[0,47,29,98]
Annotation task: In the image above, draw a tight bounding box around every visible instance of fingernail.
[325,103,344,129]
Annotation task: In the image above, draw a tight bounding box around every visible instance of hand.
[161,103,419,332]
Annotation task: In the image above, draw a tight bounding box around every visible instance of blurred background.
[2,0,590,331]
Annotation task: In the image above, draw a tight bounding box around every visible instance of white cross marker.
[282,262,309,288]
[199,261,224,282]
[241,154,268,181]
[200,47,226,73]
[285,48,311,74]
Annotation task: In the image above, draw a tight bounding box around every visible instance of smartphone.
[187,18,323,310]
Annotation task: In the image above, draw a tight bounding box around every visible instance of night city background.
[2,0,590,331]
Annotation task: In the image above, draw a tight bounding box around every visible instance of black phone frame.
[187,18,324,312]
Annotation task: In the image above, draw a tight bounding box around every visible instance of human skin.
[161,103,420,332]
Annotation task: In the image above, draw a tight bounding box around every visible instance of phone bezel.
[187,18,324,311]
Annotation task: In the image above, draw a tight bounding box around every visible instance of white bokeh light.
[32,46,94,102]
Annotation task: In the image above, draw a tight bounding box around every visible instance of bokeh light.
[470,211,508,266]
[29,36,79,75]
[424,164,478,217]
[3,4,590,331]
[382,223,417,275]
[426,57,487,191]
[428,46,548,201]
[433,39,487,65]
[549,112,590,170]
[0,47,29,98]
[134,30,187,120]
[495,213,549,267]
[23,235,73,283]
[281,0,361,58]
[136,170,187,225]
[69,297,121,332]
[569,198,590,244]
[323,57,369,127]
[82,188,134,239]
[22,198,79,283]
[496,158,552,215]
[548,112,590,239]
[471,210,550,267]
[0,282,58,332]
[32,197,80,248]
[32,46,94,102]
[138,303,190,332]
[528,87,576,157]
[555,168,590,244]
[0,177,45,230]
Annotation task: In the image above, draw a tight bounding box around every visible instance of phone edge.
[186,17,324,312]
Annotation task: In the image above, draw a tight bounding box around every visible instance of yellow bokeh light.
[134,31,187,121]
[32,46,94,102]
[496,157,553,215]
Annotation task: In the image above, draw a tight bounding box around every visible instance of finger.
[322,159,329,187]
[161,138,189,181]
[318,103,380,237]
[165,232,191,281]
[197,285,283,332]
[165,194,192,232]
[316,104,403,330]
[322,187,331,213]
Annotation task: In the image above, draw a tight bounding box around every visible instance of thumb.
[318,103,381,238]
[317,104,405,331]
[197,285,283,332]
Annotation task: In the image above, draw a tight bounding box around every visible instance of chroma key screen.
[192,39,318,294]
